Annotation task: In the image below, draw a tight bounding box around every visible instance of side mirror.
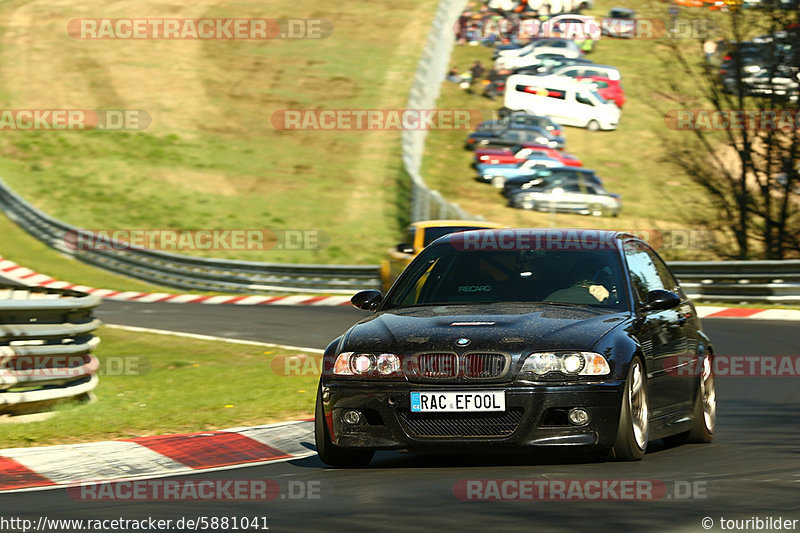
[642,289,680,312]
[396,243,414,254]
[351,290,383,311]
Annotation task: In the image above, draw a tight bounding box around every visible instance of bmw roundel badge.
[456,338,471,347]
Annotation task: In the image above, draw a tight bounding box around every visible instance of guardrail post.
[1,286,101,418]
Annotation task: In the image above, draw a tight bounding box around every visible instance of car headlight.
[332,352,402,377]
[376,353,401,375]
[521,351,610,376]
[352,353,374,374]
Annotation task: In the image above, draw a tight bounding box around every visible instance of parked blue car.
[476,158,566,187]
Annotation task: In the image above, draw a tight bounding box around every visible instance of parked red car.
[474,144,583,167]
[579,76,626,108]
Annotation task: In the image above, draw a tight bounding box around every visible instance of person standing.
[703,38,717,62]
[468,60,486,94]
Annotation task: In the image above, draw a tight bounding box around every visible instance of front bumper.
[320,380,625,452]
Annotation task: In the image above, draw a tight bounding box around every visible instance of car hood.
[341,303,630,355]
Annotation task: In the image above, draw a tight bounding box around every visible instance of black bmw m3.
[315,229,716,467]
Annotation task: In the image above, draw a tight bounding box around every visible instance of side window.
[651,252,680,292]
[562,183,581,193]
[624,244,666,303]
[406,228,416,248]
[563,68,578,78]
[575,92,594,106]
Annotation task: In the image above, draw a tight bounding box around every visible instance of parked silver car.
[510,180,621,216]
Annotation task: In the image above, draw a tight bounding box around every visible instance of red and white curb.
[0,420,315,493]
[0,256,352,306]
[695,306,800,321]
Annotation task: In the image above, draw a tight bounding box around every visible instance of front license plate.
[410,391,505,413]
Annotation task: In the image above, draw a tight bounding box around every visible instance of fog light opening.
[342,410,362,425]
[321,388,331,403]
[568,408,590,426]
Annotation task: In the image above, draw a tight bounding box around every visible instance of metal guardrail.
[669,261,800,304]
[403,0,482,223]
[0,179,381,294]
[0,286,100,417]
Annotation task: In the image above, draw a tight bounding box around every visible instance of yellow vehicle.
[380,220,506,293]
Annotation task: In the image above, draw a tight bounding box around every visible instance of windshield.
[581,89,607,105]
[610,9,633,19]
[383,243,629,311]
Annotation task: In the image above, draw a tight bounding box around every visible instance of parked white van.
[503,74,620,131]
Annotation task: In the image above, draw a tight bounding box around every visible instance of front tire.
[611,358,649,461]
[315,385,374,468]
[586,119,601,132]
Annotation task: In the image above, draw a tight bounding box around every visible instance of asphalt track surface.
[2,299,800,532]
[95,300,371,350]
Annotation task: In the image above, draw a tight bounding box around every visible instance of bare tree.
[654,1,799,259]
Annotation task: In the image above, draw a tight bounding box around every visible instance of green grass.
[419,0,764,261]
[0,327,321,448]
[0,0,437,265]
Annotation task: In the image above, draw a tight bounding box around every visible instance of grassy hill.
[0,0,438,266]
